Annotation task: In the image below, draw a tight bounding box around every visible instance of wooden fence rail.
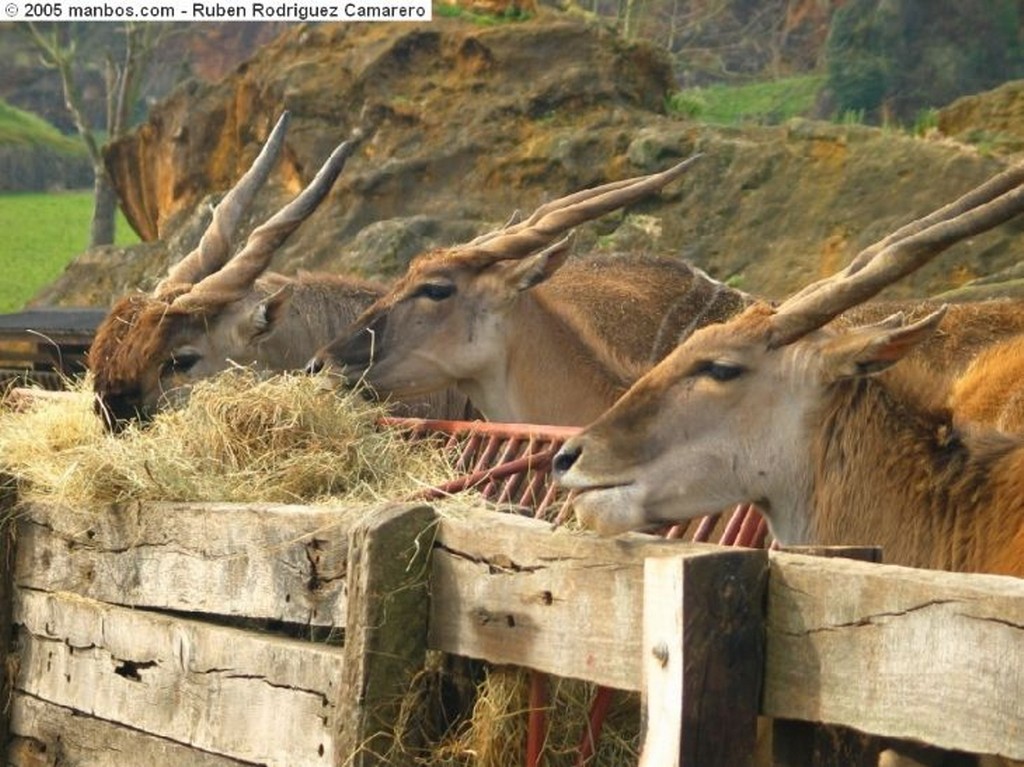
[2,498,1023,766]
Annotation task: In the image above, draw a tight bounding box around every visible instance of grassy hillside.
[0,191,138,312]
[0,99,85,155]
[667,75,826,125]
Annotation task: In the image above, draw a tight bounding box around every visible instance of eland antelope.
[554,163,1024,578]
[950,334,1024,434]
[307,156,759,426]
[309,154,1024,429]
[89,112,473,430]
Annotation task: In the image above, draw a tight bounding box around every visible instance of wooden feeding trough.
[2,392,1024,766]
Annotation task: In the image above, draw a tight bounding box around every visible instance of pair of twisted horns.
[153,112,364,310]
[456,154,703,265]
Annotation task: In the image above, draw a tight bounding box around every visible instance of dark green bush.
[825,0,1023,123]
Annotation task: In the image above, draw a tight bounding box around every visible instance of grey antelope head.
[90,112,366,431]
[554,163,1024,556]
[307,157,730,424]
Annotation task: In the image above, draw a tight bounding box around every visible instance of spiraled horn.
[153,112,292,300]
[462,155,702,260]
[768,165,1024,348]
[171,128,365,310]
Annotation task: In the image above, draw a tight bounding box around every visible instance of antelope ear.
[821,307,947,380]
[503,233,575,292]
[251,284,295,336]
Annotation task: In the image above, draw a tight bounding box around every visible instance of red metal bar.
[576,685,614,766]
[414,447,558,501]
[718,503,750,546]
[497,438,533,504]
[664,520,691,539]
[455,433,482,472]
[534,481,562,521]
[691,513,720,543]
[484,437,521,498]
[472,434,503,475]
[380,416,581,442]
[527,671,549,767]
[732,505,767,548]
[521,464,551,511]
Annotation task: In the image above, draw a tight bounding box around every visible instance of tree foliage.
[825,0,1023,123]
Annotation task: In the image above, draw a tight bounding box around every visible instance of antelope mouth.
[566,482,648,536]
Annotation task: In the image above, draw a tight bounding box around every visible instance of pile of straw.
[1,372,640,767]
[0,370,452,508]
[421,666,640,766]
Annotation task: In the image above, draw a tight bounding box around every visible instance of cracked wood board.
[335,503,436,767]
[764,550,1024,760]
[15,501,350,627]
[428,509,729,691]
[9,693,254,766]
[15,588,344,766]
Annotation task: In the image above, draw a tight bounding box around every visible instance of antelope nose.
[553,442,581,477]
[305,355,326,375]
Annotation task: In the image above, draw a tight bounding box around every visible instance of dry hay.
[0,370,453,509]
[421,666,640,766]
[0,371,638,767]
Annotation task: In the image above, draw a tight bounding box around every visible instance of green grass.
[0,99,85,155]
[0,191,139,312]
[435,2,531,24]
[667,75,826,126]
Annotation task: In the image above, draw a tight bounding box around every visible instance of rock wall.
[37,16,1024,308]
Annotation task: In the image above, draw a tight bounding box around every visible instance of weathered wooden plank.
[764,551,1024,760]
[9,693,254,767]
[0,474,17,759]
[639,549,767,767]
[16,501,353,627]
[15,589,344,767]
[429,508,727,691]
[336,503,436,767]
[771,545,882,767]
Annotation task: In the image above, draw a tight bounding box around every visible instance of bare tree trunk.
[91,166,118,247]
[26,22,160,248]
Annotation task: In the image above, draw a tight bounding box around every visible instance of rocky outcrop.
[938,80,1024,155]
[103,19,673,242]
[37,16,1024,309]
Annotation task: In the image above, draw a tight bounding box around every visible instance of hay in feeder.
[2,373,639,767]
[0,370,453,509]
[425,666,640,767]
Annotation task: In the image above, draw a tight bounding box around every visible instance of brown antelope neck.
[951,334,1024,433]
[807,345,1024,574]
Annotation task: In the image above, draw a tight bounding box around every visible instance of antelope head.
[307,157,701,417]
[90,112,363,430]
[554,163,1024,539]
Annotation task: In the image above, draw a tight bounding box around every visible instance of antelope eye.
[163,351,201,375]
[413,283,455,301]
[693,360,745,382]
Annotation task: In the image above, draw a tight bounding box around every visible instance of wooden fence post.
[771,545,882,767]
[335,502,436,767]
[639,547,768,767]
